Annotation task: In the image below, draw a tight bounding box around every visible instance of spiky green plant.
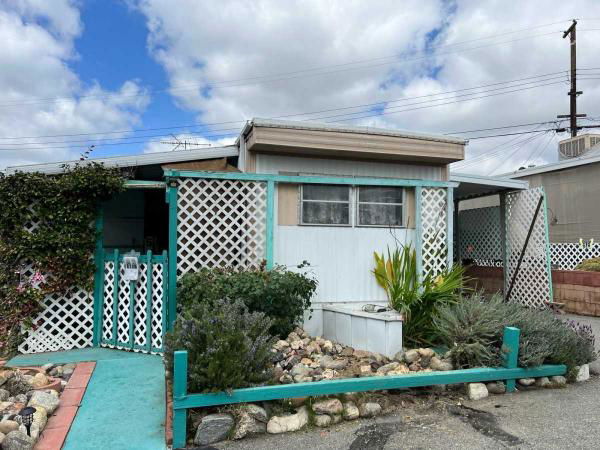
[373,243,467,346]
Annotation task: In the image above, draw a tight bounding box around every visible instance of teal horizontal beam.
[124,180,166,189]
[173,363,565,409]
[103,253,166,264]
[163,169,459,188]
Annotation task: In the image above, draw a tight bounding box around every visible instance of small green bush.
[177,264,317,338]
[435,293,597,372]
[576,257,600,272]
[164,298,276,393]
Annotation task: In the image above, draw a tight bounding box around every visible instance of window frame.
[355,186,405,228]
[299,184,353,227]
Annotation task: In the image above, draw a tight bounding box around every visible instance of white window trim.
[299,184,352,227]
[355,186,406,228]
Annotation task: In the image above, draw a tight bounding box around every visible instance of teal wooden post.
[173,351,189,449]
[502,326,520,392]
[265,180,275,270]
[415,186,423,280]
[111,249,120,347]
[166,182,178,330]
[92,206,104,347]
[161,250,169,349]
[145,250,153,353]
[446,187,454,268]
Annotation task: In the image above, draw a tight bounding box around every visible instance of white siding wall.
[275,225,415,303]
[256,153,445,180]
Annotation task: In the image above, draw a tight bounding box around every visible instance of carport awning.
[450,172,529,201]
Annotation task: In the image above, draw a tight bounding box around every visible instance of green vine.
[0,163,126,356]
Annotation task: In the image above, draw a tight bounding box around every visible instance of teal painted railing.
[171,326,566,448]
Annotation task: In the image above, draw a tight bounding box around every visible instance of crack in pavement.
[447,404,524,447]
[349,422,401,450]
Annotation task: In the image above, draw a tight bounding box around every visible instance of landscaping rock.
[486,381,506,394]
[194,413,235,445]
[376,362,400,375]
[28,391,59,415]
[322,369,337,379]
[0,431,5,446]
[293,375,313,383]
[312,398,343,415]
[320,356,348,370]
[550,375,567,387]
[392,350,404,362]
[291,364,311,377]
[0,389,9,401]
[233,412,266,440]
[31,373,48,389]
[353,350,374,359]
[2,430,35,450]
[575,364,590,382]
[467,383,489,400]
[535,377,551,388]
[279,374,293,384]
[408,362,421,372]
[41,363,54,373]
[358,402,382,418]
[387,364,410,376]
[314,414,332,427]
[0,376,7,388]
[340,347,354,357]
[321,341,334,354]
[518,378,535,387]
[430,357,453,372]
[589,360,600,376]
[32,406,48,430]
[0,420,19,434]
[267,406,309,434]
[287,332,301,343]
[244,404,268,422]
[418,348,435,358]
[305,342,321,355]
[404,349,420,363]
[342,402,359,420]
[4,375,31,397]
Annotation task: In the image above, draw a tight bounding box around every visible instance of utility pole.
[557,20,585,137]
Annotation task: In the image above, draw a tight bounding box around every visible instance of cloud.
[0,0,149,169]
[136,0,600,175]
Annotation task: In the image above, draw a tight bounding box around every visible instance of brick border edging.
[34,362,96,450]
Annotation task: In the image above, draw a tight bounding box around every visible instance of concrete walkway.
[9,348,166,450]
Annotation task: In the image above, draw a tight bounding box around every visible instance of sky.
[2,0,600,174]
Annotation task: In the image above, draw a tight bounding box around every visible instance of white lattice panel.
[421,187,448,276]
[150,263,165,350]
[134,263,148,347]
[176,178,267,277]
[18,288,94,354]
[102,262,115,341]
[458,206,503,266]
[117,264,131,344]
[504,188,552,307]
[550,242,600,270]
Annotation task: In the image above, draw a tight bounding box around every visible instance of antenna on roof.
[160,134,211,151]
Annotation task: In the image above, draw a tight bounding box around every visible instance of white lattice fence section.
[420,187,448,276]
[458,206,503,266]
[550,242,600,270]
[18,288,94,354]
[176,178,267,277]
[101,259,165,354]
[17,207,95,354]
[504,188,552,308]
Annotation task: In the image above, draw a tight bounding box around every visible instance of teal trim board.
[8,348,152,366]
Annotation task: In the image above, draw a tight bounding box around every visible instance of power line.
[0,25,568,109]
[0,71,569,145]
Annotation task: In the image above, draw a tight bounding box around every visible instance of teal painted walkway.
[9,349,167,450]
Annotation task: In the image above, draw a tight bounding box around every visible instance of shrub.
[373,243,467,346]
[435,293,597,372]
[576,257,600,272]
[177,263,317,338]
[164,298,276,393]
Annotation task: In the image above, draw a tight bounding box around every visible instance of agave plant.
[373,243,468,346]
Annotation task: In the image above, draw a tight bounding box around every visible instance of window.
[301,185,350,225]
[357,186,403,226]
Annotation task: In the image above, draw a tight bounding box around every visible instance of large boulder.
[576,364,590,382]
[194,413,234,446]
[358,402,381,418]
[232,412,266,440]
[430,357,453,372]
[267,406,309,434]
[0,420,20,435]
[28,391,59,415]
[342,402,359,420]
[314,414,332,427]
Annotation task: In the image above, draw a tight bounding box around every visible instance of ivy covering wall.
[0,163,125,356]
